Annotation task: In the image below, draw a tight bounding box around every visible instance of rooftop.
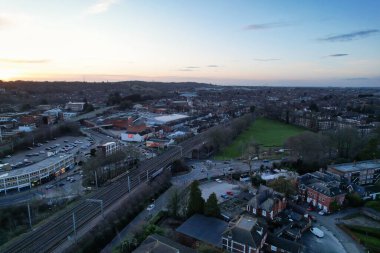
[0,154,74,178]
[328,160,380,172]
[154,114,189,123]
[176,214,228,247]
[133,234,195,253]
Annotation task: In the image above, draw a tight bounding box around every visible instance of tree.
[204,193,220,217]
[168,190,180,218]
[267,177,296,197]
[187,181,204,217]
[345,192,363,207]
[329,201,340,212]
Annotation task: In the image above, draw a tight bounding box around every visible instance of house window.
[253,208,256,214]
[262,210,267,217]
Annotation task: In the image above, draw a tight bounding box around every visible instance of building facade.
[327,160,380,185]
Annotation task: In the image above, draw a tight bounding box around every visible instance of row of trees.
[284,126,380,173]
[186,181,220,218]
[208,113,254,153]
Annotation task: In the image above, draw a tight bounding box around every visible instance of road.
[307,208,365,253]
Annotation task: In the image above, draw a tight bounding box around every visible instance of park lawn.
[365,200,380,212]
[216,118,306,159]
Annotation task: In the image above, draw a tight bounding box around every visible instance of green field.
[216,118,306,159]
[346,225,380,253]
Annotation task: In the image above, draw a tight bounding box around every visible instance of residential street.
[308,208,365,253]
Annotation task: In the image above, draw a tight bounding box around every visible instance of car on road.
[318,210,325,216]
[45,184,54,189]
[58,183,65,187]
[5,155,11,158]
[146,204,155,211]
[215,178,223,183]
[226,191,234,196]
[310,227,324,238]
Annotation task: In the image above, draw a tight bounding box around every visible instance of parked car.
[146,204,155,211]
[215,179,223,183]
[318,210,325,216]
[310,227,324,238]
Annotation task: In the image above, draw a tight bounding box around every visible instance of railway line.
[1,131,207,253]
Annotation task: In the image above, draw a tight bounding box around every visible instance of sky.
[0,0,379,86]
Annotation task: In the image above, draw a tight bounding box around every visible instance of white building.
[121,132,144,142]
[65,102,85,112]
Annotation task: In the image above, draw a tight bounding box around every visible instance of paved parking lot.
[1,136,91,168]
[199,181,240,202]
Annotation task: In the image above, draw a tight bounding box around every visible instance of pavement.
[101,185,180,253]
[307,208,365,253]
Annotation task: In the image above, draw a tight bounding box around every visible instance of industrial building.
[0,154,74,193]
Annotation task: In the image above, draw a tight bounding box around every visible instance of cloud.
[185,66,200,69]
[85,0,118,15]
[328,54,349,57]
[345,77,369,81]
[207,65,219,68]
[244,22,290,31]
[178,68,194,72]
[319,29,379,42]
[253,58,280,62]
[0,58,50,64]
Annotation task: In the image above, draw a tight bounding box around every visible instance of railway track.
[1,131,206,253]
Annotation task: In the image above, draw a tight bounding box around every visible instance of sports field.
[216,118,306,159]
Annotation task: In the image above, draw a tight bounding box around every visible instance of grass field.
[345,225,380,253]
[216,118,306,159]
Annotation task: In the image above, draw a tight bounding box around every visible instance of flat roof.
[0,154,73,178]
[154,114,189,123]
[329,160,380,172]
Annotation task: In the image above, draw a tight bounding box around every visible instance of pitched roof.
[176,214,228,247]
[266,233,303,253]
[222,215,266,249]
[134,234,195,253]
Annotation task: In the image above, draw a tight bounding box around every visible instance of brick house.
[246,185,286,220]
[298,172,345,212]
[222,215,267,253]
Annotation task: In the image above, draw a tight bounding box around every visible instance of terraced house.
[298,172,345,212]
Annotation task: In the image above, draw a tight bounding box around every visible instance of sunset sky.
[0,0,379,86]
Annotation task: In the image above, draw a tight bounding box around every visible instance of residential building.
[298,172,345,212]
[133,234,195,253]
[247,185,286,220]
[222,215,267,253]
[327,160,380,185]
